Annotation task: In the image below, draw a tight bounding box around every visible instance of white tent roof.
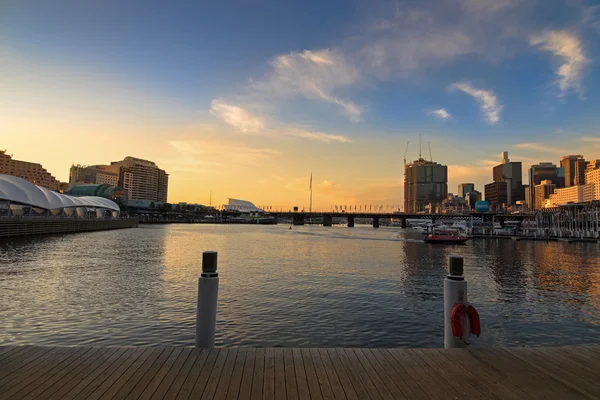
[0,174,120,212]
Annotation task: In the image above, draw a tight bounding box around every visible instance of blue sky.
[2,0,600,207]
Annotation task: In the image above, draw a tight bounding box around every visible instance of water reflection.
[1,225,599,347]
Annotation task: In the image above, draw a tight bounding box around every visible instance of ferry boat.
[424,228,469,244]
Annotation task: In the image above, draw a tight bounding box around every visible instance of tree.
[175,204,181,212]
[149,202,155,209]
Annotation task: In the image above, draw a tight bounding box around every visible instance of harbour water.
[1,224,599,348]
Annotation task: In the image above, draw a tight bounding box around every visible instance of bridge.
[249,212,530,228]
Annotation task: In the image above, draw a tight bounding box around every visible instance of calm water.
[1,224,599,348]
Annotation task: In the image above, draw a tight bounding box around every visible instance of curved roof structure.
[225,198,263,212]
[0,174,120,212]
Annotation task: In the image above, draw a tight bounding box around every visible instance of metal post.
[444,255,469,348]
[196,251,219,348]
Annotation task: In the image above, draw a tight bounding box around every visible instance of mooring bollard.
[443,255,481,348]
[195,251,219,348]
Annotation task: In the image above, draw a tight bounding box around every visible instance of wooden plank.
[103,348,166,400]
[0,346,28,363]
[251,348,265,400]
[335,348,375,400]
[0,346,54,381]
[283,348,299,400]
[83,347,146,400]
[502,347,600,399]
[343,348,383,400]
[300,348,324,400]
[412,348,486,399]
[471,348,580,400]
[17,348,99,400]
[60,347,131,400]
[121,347,175,400]
[291,348,310,400]
[150,347,193,400]
[136,347,186,399]
[322,348,358,400]
[354,349,404,400]
[97,347,157,400]
[239,348,256,400]
[433,348,529,400]
[383,349,445,400]
[172,348,213,400]
[0,346,64,388]
[405,349,471,399]
[45,347,119,400]
[161,348,203,400]
[307,348,337,400]
[200,348,228,400]
[184,348,220,399]
[273,348,286,400]
[225,348,247,400]
[213,348,239,399]
[366,349,425,400]
[558,346,600,369]
[262,348,275,400]
[538,347,600,380]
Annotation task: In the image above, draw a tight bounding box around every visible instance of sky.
[2,0,600,210]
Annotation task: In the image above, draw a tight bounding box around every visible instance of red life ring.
[450,304,481,338]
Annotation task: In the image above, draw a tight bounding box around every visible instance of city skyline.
[2,0,600,208]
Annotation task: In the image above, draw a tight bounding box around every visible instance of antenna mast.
[404,141,410,165]
[419,134,422,159]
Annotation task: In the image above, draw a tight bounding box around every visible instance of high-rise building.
[487,151,523,206]
[547,185,591,207]
[404,157,448,213]
[110,157,169,202]
[585,159,600,174]
[534,180,556,210]
[0,150,63,190]
[69,165,119,187]
[527,162,562,208]
[561,155,586,187]
[585,168,600,201]
[458,183,475,198]
[465,190,482,209]
[484,181,508,208]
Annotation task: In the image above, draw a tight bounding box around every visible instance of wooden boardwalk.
[1,346,599,399]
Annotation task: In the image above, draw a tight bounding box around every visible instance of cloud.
[285,128,352,143]
[209,99,265,133]
[431,108,451,119]
[513,142,567,155]
[167,140,281,167]
[252,49,362,121]
[530,31,587,95]
[449,82,502,124]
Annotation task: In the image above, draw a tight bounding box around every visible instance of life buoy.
[450,304,481,338]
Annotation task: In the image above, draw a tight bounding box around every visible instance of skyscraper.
[110,157,169,202]
[561,155,585,187]
[404,158,448,213]
[528,162,562,209]
[458,183,475,198]
[487,151,523,206]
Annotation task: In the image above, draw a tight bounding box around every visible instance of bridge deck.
[1,345,599,399]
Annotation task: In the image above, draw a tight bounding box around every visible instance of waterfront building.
[465,190,482,209]
[586,159,600,173]
[528,162,563,208]
[484,181,508,209]
[561,155,586,187]
[436,195,469,214]
[0,174,119,218]
[223,198,264,213]
[585,168,600,201]
[0,150,63,191]
[110,157,168,202]
[491,152,524,205]
[69,165,120,187]
[546,184,593,207]
[457,183,475,198]
[403,158,448,213]
[66,184,128,207]
[534,180,556,210]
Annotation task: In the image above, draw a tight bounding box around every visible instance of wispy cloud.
[431,108,451,119]
[530,31,587,95]
[449,82,502,124]
[252,49,362,121]
[209,100,352,143]
[167,140,281,167]
[513,142,567,155]
[209,99,265,133]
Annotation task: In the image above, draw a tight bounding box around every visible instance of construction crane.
[404,141,410,164]
[428,142,433,161]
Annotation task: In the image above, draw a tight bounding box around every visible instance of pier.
[1,345,599,399]
[0,218,138,239]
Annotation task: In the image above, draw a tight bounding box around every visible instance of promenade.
[1,345,599,399]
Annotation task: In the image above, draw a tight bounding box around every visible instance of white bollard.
[196,251,219,348]
[444,255,470,348]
